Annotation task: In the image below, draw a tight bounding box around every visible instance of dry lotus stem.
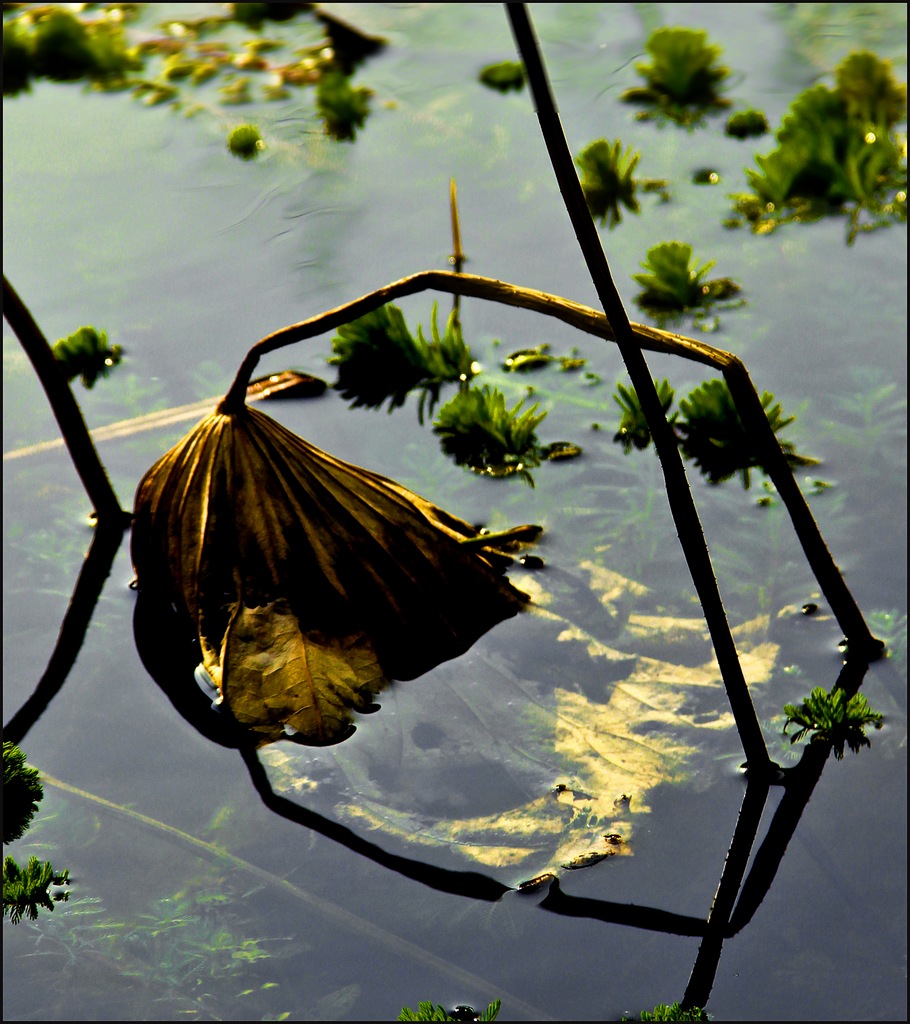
[131,403,532,746]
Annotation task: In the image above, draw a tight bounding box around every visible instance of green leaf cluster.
[612,378,815,488]
[316,69,372,141]
[622,27,730,124]
[3,743,72,925]
[2,7,141,95]
[725,109,769,139]
[614,378,676,453]
[576,139,642,228]
[632,242,722,310]
[3,855,70,925]
[732,50,907,241]
[433,385,547,483]
[3,741,43,845]
[624,1003,709,1021]
[52,325,124,389]
[330,303,475,422]
[399,999,501,1021]
[479,61,524,92]
[783,686,884,760]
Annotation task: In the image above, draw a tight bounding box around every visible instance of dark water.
[3,4,906,1020]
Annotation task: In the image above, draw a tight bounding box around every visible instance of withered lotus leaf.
[131,403,531,745]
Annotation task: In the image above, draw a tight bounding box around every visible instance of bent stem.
[3,276,129,525]
[222,268,880,701]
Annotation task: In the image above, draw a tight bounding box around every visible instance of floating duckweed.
[692,168,720,184]
[227,123,264,159]
[726,109,770,138]
[479,60,524,92]
[52,326,123,389]
[316,69,371,141]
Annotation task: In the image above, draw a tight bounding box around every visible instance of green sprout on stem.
[330,303,476,423]
[621,27,731,125]
[433,385,547,484]
[576,139,641,228]
[783,686,884,760]
[633,242,739,311]
[730,50,907,242]
[52,325,123,389]
[479,60,524,92]
[227,123,264,159]
[399,999,501,1021]
[726,109,770,139]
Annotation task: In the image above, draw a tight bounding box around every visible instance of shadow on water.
[3,528,883,1014]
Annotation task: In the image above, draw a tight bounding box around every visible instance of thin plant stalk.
[3,276,129,525]
[506,2,771,770]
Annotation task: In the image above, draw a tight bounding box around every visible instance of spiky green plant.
[3,742,43,845]
[628,1003,709,1021]
[783,686,884,760]
[52,325,123,388]
[3,856,70,925]
[330,303,475,422]
[677,379,815,487]
[632,242,717,309]
[731,50,907,241]
[576,139,642,227]
[433,385,547,483]
[613,378,676,452]
[399,999,501,1021]
[726,109,769,139]
[622,27,730,123]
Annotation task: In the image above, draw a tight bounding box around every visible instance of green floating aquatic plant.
[316,69,371,141]
[622,26,731,125]
[623,1004,709,1022]
[3,743,71,925]
[1,7,140,95]
[479,60,524,92]
[730,50,907,242]
[576,139,642,228]
[227,123,264,159]
[399,999,501,1021]
[783,686,884,760]
[52,325,123,389]
[633,242,739,311]
[726,109,770,139]
[3,856,71,926]
[614,378,676,453]
[433,385,547,484]
[330,303,475,422]
[612,378,815,488]
[677,379,815,487]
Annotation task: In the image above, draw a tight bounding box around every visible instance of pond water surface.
[3,4,906,1021]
